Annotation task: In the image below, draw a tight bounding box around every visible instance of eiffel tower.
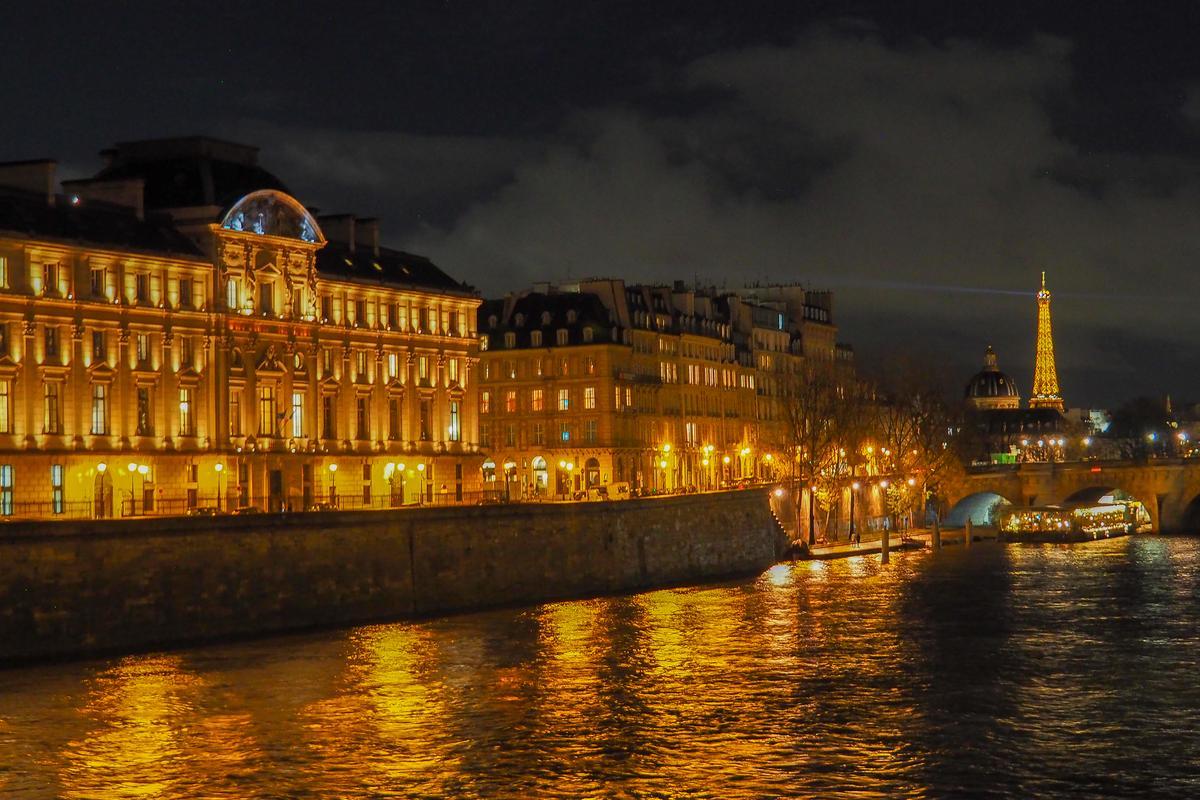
[1029,271,1064,411]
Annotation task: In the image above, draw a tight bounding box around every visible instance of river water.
[2,537,1199,799]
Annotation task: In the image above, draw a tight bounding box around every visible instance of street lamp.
[503,460,517,502]
[416,462,426,505]
[214,462,225,511]
[328,462,338,507]
[384,462,396,507]
[850,481,861,543]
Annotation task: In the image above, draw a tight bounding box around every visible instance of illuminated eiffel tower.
[1029,271,1064,411]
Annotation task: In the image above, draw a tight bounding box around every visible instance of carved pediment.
[177,366,202,386]
[88,361,116,382]
[256,345,285,375]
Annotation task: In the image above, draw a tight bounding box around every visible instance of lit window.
[138,387,154,436]
[91,384,107,435]
[43,383,61,434]
[558,388,569,411]
[179,388,195,436]
[480,390,491,414]
[0,380,9,433]
[258,386,276,436]
[448,400,461,442]
[448,358,460,384]
[531,388,544,412]
[0,464,12,515]
[559,421,570,442]
[356,396,370,440]
[50,464,64,515]
[291,392,304,438]
[505,390,517,413]
[584,386,596,409]
[388,397,401,440]
[228,390,240,437]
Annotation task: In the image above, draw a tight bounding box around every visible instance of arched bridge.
[944,460,1200,533]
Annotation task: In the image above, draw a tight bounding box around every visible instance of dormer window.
[566,310,577,324]
[488,314,498,329]
[541,311,551,326]
[582,327,594,343]
[530,330,542,347]
[556,329,569,346]
[514,313,525,327]
[504,332,516,349]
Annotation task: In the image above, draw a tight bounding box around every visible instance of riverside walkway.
[803,526,999,560]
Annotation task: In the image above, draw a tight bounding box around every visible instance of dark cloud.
[398,28,1200,407]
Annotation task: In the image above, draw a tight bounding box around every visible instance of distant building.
[0,137,482,517]
[961,275,1069,463]
[477,279,847,497]
[964,346,1021,411]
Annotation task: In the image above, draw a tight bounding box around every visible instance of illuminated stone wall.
[0,489,785,663]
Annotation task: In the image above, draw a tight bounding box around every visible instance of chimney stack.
[0,159,58,206]
[61,177,146,220]
[316,214,356,250]
[354,218,380,256]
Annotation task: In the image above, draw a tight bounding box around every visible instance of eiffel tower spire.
[1029,271,1064,411]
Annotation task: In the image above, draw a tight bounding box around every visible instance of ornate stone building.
[0,137,481,517]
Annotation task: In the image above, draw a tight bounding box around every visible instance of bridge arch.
[945,491,1015,527]
[1175,493,1200,532]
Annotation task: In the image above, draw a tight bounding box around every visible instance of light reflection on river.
[2,537,1200,798]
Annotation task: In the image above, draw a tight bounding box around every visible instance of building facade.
[477,279,844,498]
[0,137,482,517]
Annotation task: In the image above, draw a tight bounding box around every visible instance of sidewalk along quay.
[801,526,998,560]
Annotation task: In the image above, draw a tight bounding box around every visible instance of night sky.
[4,1,1200,407]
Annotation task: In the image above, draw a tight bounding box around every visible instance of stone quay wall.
[0,489,785,664]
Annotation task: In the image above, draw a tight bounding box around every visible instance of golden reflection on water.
[3,539,1198,798]
[60,656,196,799]
[300,625,458,796]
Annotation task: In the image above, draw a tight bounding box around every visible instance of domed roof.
[965,346,1019,401]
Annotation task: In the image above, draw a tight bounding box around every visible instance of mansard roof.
[315,242,475,297]
[91,136,289,210]
[0,187,203,258]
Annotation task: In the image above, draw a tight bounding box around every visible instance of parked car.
[233,505,262,515]
[187,506,220,516]
[308,502,338,512]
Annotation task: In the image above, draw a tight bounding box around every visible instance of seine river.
[3,537,1200,799]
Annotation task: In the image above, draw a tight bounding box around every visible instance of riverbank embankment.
[0,488,786,665]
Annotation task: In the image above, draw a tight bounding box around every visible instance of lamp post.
[384,462,396,508]
[503,460,517,502]
[328,462,338,507]
[722,454,731,488]
[416,462,426,505]
[126,462,137,516]
[215,462,225,511]
[850,481,860,544]
[95,462,107,518]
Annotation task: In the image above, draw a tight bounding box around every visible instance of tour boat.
[996,501,1152,542]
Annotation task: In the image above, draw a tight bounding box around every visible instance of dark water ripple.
[2,537,1199,798]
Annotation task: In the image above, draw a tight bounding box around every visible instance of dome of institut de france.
[965,346,1021,411]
